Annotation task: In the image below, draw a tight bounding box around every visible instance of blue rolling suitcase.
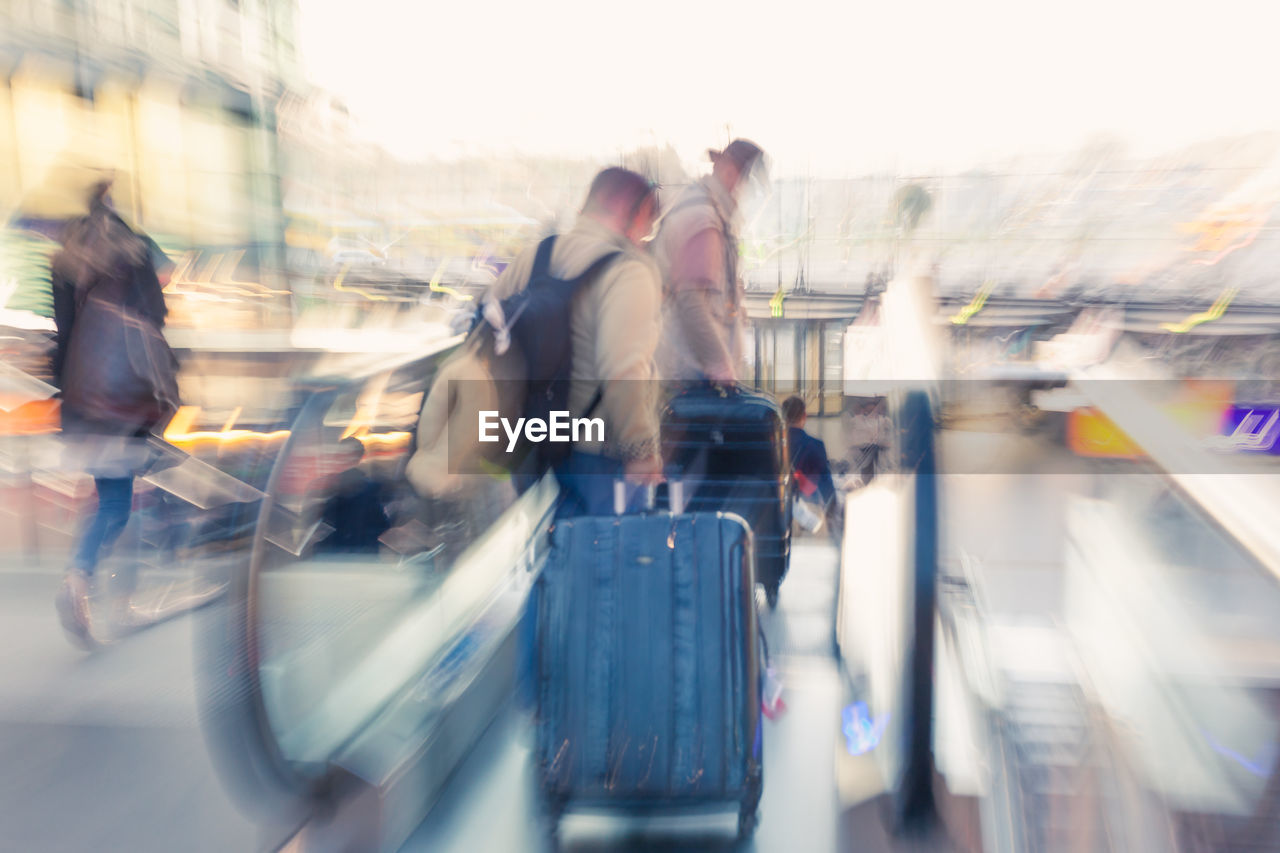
[660,384,792,607]
[534,502,764,842]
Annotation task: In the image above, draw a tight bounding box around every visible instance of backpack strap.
[531,235,557,278]
[575,249,623,285]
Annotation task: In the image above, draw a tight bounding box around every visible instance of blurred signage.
[1067,382,1234,459]
[1067,408,1142,458]
[1219,405,1280,454]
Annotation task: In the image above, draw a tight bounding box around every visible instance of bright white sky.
[298,0,1280,177]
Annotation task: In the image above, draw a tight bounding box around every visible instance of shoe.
[109,596,144,632]
[55,570,96,650]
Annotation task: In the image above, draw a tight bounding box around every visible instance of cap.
[710,138,769,191]
[711,138,762,169]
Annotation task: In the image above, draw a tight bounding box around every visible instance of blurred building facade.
[5,0,1280,331]
[1,0,301,328]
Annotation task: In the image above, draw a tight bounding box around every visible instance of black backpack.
[475,235,620,476]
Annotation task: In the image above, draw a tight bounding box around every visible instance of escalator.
[197,338,557,852]
[836,274,1280,852]
[935,384,1280,851]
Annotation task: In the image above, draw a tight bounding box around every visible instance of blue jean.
[552,450,647,519]
[73,476,134,576]
[520,452,646,708]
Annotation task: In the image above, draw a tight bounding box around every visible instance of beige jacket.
[651,177,745,381]
[489,217,662,461]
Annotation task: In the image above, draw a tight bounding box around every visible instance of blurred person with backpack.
[652,139,767,385]
[408,167,663,518]
[51,176,179,648]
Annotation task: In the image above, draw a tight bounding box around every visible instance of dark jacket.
[788,426,835,505]
[53,204,177,437]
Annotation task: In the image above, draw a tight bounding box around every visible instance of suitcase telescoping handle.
[613,479,684,515]
[685,378,739,399]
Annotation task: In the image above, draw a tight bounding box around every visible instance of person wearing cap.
[652,138,766,385]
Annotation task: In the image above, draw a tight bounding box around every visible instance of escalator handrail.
[1073,369,1280,586]
[1066,371,1280,838]
[198,338,466,815]
[295,333,466,390]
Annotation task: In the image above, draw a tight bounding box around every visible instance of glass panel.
[823,324,846,414]
[823,325,845,387]
[1066,476,1280,822]
[251,357,528,768]
[773,322,797,396]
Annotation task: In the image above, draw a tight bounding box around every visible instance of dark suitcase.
[660,385,792,606]
[535,510,764,841]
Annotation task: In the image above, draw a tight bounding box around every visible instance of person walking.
[653,139,767,385]
[781,395,835,508]
[52,177,179,648]
[486,167,664,517]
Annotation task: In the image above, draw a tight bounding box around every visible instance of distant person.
[844,399,892,484]
[53,176,179,647]
[486,167,664,517]
[653,139,767,385]
[781,395,835,508]
[318,437,390,553]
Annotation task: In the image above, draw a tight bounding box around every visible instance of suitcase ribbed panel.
[536,512,761,811]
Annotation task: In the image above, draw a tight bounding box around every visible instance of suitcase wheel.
[543,819,562,853]
[538,803,563,851]
[536,784,565,849]
[737,773,763,841]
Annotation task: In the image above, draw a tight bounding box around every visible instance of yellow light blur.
[428,259,474,301]
[358,431,412,449]
[1160,287,1239,333]
[949,279,995,326]
[164,405,290,447]
[331,263,389,302]
[165,428,292,447]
